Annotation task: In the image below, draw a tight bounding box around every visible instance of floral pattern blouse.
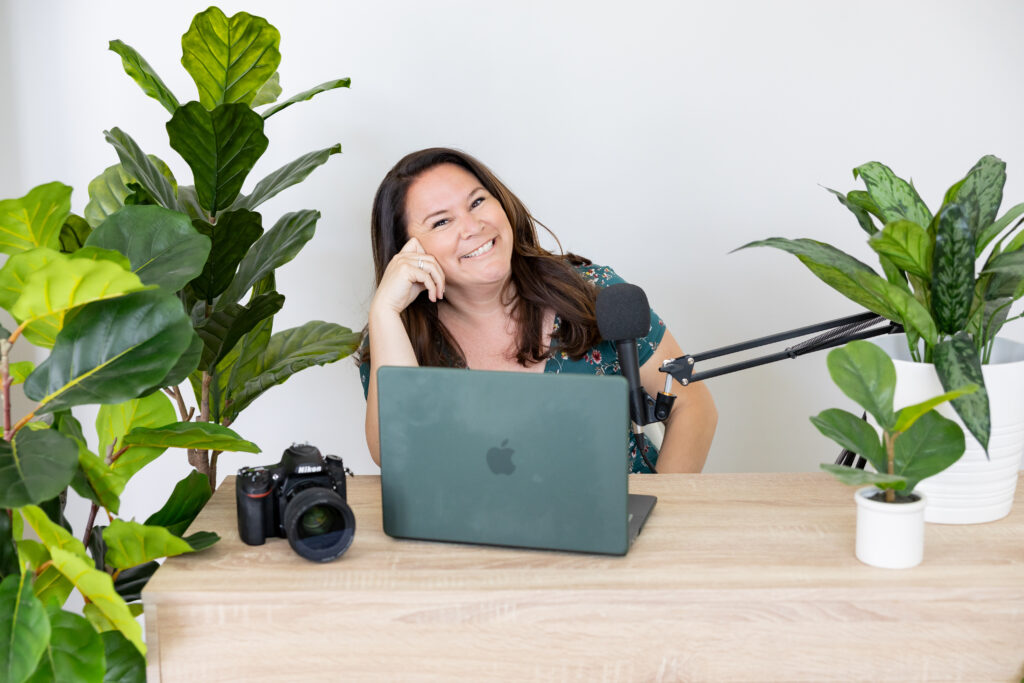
[359,264,667,472]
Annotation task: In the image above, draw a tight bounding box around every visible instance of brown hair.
[359,147,600,368]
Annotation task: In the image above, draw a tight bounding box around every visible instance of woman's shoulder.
[572,263,628,289]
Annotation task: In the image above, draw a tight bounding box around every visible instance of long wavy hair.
[359,148,601,369]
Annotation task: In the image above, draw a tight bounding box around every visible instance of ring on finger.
[417,257,424,270]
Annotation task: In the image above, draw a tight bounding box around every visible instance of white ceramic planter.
[855,486,926,569]
[871,335,1024,524]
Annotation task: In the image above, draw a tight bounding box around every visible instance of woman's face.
[403,163,515,292]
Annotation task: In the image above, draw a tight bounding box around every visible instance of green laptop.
[377,366,656,555]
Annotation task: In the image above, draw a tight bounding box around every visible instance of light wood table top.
[144,473,1024,681]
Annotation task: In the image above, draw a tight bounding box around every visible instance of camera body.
[236,444,355,562]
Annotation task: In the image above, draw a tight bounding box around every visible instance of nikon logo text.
[296,465,322,474]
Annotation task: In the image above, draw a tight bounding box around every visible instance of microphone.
[595,283,652,430]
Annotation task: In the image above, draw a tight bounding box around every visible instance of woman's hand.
[370,238,446,315]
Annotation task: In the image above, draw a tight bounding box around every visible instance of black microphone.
[595,283,652,430]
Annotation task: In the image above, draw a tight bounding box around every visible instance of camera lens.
[282,487,356,562]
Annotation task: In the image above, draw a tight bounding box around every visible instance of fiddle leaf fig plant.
[816,341,977,503]
[91,6,360,487]
[742,155,1024,452]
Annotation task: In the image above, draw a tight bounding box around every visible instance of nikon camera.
[236,444,356,562]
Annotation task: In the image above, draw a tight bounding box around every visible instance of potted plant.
[815,341,976,568]
[743,156,1024,523]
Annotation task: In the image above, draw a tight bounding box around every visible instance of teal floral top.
[359,264,667,472]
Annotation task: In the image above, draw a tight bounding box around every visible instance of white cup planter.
[855,487,927,569]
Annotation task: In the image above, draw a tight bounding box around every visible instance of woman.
[359,148,716,472]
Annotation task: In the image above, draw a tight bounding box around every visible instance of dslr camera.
[236,444,356,562]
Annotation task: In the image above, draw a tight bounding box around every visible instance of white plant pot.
[854,486,926,569]
[871,335,1024,524]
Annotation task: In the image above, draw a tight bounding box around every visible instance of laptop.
[376,366,657,555]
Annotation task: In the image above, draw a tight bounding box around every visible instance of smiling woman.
[357,148,717,473]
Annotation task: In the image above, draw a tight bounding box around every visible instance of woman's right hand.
[370,238,446,316]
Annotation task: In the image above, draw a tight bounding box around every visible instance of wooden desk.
[143,473,1024,681]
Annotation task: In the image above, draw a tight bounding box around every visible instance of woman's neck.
[439,278,516,329]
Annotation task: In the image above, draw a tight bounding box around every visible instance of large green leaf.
[139,330,203,397]
[122,422,260,453]
[868,220,932,280]
[215,312,273,422]
[251,71,281,107]
[19,506,86,560]
[145,470,212,536]
[0,429,78,508]
[84,159,178,229]
[103,129,178,211]
[261,78,351,119]
[32,566,73,611]
[819,464,907,490]
[222,321,360,422]
[931,204,975,335]
[979,202,1024,256]
[85,205,211,291]
[100,631,145,683]
[47,548,144,655]
[26,607,104,683]
[102,520,193,569]
[234,145,341,211]
[0,573,49,683]
[0,182,71,256]
[188,210,264,302]
[826,187,877,236]
[933,333,989,451]
[58,214,91,253]
[954,155,1005,243]
[98,392,176,483]
[0,248,63,313]
[24,289,195,415]
[893,409,966,491]
[11,256,153,349]
[893,383,978,433]
[218,210,320,307]
[181,7,281,109]
[809,408,886,473]
[113,561,158,603]
[853,161,932,230]
[196,291,284,370]
[826,341,896,430]
[75,450,125,515]
[108,39,180,115]
[167,102,269,213]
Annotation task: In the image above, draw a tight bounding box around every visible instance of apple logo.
[486,439,516,475]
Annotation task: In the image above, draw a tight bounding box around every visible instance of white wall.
[3,0,1024,523]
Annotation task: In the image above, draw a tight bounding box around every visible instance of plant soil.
[867,491,921,504]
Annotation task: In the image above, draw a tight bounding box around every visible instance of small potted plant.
[814,341,976,569]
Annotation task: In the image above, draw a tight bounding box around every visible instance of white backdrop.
[2,0,1024,524]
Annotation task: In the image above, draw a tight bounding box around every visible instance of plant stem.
[82,504,99,547]
[1,339,11,441]
[209,450,221,492]
[109,445,130,465]
[884,432,896,504]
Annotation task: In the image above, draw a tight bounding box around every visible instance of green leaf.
[0,573,49,683]
[24,289,195,415]
[47,548,144,655]
[0,182,71,255]
[85,205,212,291]
[0,248,64,314]
[103,129,178,211]
[826,341,896,430]
[820,463,907,489]
[100,631,145,683]
[8,362,34,386]
[196,291,285,370]
[214,313,272,422]
[0,512,18,579]
[181,7,281,109]
[846,190,883,219]
[140,330,203,397]
[32,566,72,610]
[933,333,989,451]
[58,214,91,254]
[103,520,194,569]
[868,220,933,280]
[123,421,260,453]
[261,78,351,119]
[75,450,125,514]
[981,202,1024,255]
[108,39,180,115]
[893,409,966,491]
[234,145,341,211]
[167,102,269,213]
[218,210,320,307]
[10,255,153,349]
[809,408,886,473]
[221,321,360,422]
[251,71,281,107]
[19,506,86,560]
[182,531,220,551]
[145,470,212,536]
[956,155,1005,243]
[931,204,975,335]
[893,383,979,433]
[113,561,158,603]
[187,210,264,301]
[26,608,105,683]
[0,430,79,508]
[98,392,176,483]
[853,161,932,230]
[83,159,177,229]
[981,247,1024,279]
[825,187,877,236]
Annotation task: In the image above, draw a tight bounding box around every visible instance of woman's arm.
[638,329,717,472]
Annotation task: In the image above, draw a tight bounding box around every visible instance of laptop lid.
[377,366,635,555]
